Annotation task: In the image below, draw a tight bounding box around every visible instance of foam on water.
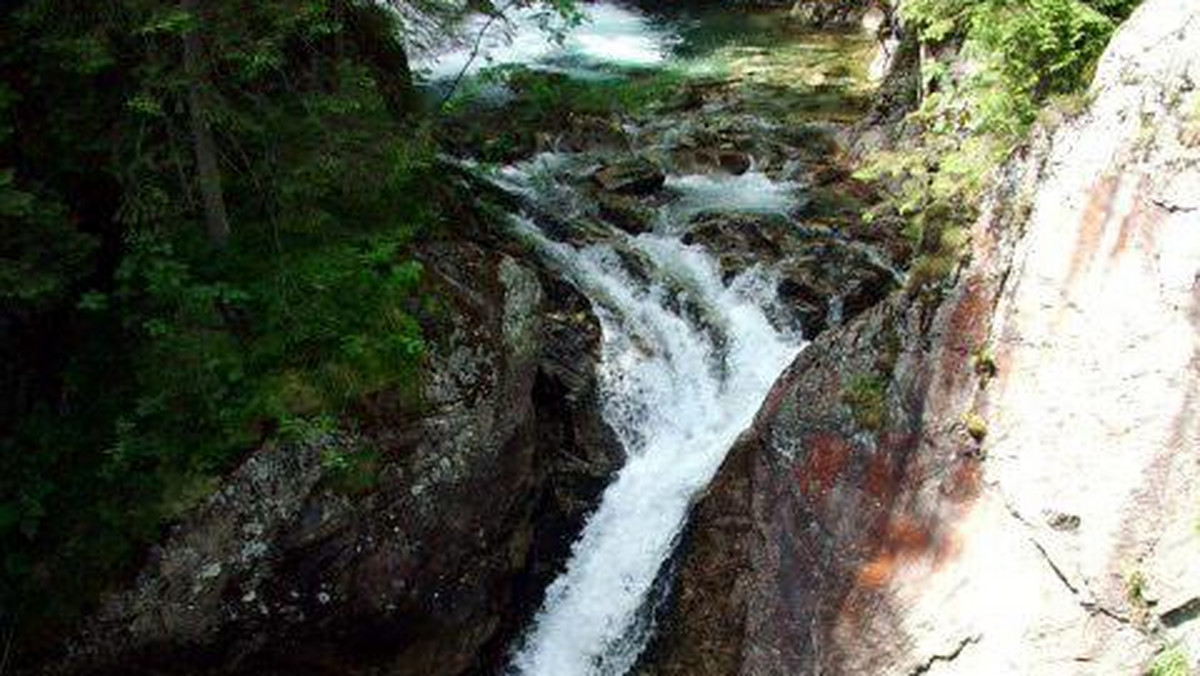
[418,2,678,81]
[660,171,801,228]
[502,157,803,675]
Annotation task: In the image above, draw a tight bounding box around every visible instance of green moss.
[962,411,988,443]
[973,346,998,384]
[843,373,889,432]
[1126,569,1148,606]
[322,446,382,496]
[1038,90,1096,129]
[906,252,960,292]
[1149,645,1191,676]
[800,187,869,223]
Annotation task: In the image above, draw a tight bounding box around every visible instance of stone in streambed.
[592,157,666,196]
[717,150,752,175]
[682,212,897,337]
[596,192,656,235]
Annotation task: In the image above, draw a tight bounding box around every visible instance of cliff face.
[40,225,622,676]
[649,0,1200,673]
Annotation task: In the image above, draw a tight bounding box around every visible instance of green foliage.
[442,65,687,163]
[0,0,450,636]
[862,0,1139,290]
[900,0,1138,137]
[1149,645,1191,676]
[842,373,889,432]
[0,85,98,310]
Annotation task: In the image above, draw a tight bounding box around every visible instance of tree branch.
[437,0,520,110]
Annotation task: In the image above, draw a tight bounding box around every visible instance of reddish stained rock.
[855,515,934,588]
[796,432,855,498]
[1065,175,1119,289]
[863,449,898,501]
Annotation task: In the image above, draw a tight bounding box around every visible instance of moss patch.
[843,373,889,432]
[1149,645,1191,676]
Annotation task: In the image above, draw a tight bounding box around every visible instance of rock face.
[43,230,622,676]
[786,0,879,29]
[649,1,1200,673]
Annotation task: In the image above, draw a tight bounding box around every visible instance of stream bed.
[419,4,894,674]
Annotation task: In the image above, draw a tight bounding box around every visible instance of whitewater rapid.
[422,4,809,672]
[498,155,804,675]
[416,2,680,80]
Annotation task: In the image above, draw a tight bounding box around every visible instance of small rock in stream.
[593,157,666,195]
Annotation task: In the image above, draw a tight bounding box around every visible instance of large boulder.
[649,0,1200,673]
[42,235,622,676]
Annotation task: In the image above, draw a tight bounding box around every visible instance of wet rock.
[596,192,656,235]
[46,235,622,676]
[717,149,752,175]
[682,212,794,265]
[592,157,666,195]
[682,212,898,337]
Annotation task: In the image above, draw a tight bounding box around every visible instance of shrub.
[1149,645,1191,676]
[860,0,1140,289]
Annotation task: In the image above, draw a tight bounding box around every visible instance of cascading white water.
[416,2,680,81]
[500,155,805,676]
[419,4,827,671]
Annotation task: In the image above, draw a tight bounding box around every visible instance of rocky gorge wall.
[33,203,623,676]
[648,0,1200,673]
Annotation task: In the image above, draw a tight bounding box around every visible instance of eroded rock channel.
[429,4,907,674]
[42,4,908,675]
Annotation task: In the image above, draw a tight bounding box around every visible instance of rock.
[787,0,878,29]
[45,234,622,676]
[717,150,752,175]
[592,157,666,196]
[682,212,898,337]
[847,10,922,161]
[595,192,656,235]
[649,2,1200,673]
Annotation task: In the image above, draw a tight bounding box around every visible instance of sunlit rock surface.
[648,1,1200,673]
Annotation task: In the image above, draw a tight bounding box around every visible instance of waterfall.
[415,3,849,672]
[499,154,804,676]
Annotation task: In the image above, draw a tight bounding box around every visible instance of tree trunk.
[182,0,231,248]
